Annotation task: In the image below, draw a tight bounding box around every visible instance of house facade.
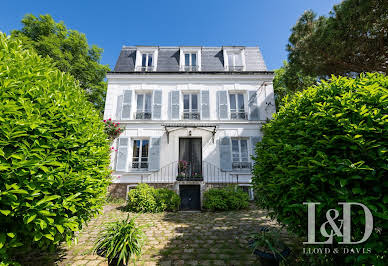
[104,46,275,210]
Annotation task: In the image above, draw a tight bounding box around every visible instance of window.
[132,139,149,169]
[227,52,243,71]
[183,93,200,120]
[138,53,153,71]
[184,53,197,71]
[135,93,152,119]
[229,93,247,119]
[231,138,251,171]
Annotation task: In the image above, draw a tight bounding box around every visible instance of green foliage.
[126,184,180,213]
[11,14,110,113]
[287,0,388,77]
[0,34,111,260]
[154,188,181,212]
[203,186,249,211]
[273,61,317,106]
[252,73,388,264]
[94,215,145,266]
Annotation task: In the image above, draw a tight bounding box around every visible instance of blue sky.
[1,0,341,71]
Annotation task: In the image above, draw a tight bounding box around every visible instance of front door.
[179,138,202,177]
[180,185,201,210]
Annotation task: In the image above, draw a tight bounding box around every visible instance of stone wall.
[108,183,175,198]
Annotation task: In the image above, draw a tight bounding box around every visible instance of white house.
[104,46,275,210]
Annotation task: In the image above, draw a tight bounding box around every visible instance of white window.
[227,52,243,71]
[132,139,149,170]
[183,93,200,120]
[229,93,246,119]
[180,48,201,71]
[231,138,251,171]
[184,53,197,71]
[135,93,152,119]
[141,53,153,70]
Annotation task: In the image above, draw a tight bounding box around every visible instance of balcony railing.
[135,111,152,120]
[183,111,200,120]
[130,159,149,170]
[232,161,251,171]
[230,111,248,120]
[136,66,154,72]
[228,65,244,71]
[182,65,199,71]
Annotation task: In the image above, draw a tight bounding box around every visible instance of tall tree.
[12,14,110,113]
[273,61,317,106]
[287,0,388,77]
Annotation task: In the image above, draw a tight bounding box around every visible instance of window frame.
[131,139,149,170]
[135,93,152,119]
[231,138,251,171]
[223,47,245,71]
[180,48,201,71]
[229,93,247,120]
[182,92,200,120]
[135,47,158,71]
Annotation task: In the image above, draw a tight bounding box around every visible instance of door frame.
[178,137,202,176]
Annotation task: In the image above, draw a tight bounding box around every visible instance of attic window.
[223,48,245,71]
[135,47,158,71]
[180,48,201,71]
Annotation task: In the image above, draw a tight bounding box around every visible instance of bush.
[203,186,249,211]
[0,34,111,260]
[126,184,180,212]
[94,215,145,265]
[252,73,387,264]
[155,188,180,212]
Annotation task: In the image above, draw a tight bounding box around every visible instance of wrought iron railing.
[183,65,199,71]
[136,160,249,185]
[182,111,200,120]
[130,159,149,170]
[135,111,152,120]
[228,65,244,71]
[232,161,251,171]
[136,66,154,71]
[230,111,248,120]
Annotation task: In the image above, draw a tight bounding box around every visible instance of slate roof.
[112,46,268,73]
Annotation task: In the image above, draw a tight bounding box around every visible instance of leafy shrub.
[0,34,111,260]
[94,215,145,266]
[252,73,387,264]
[203,186,249,211]
[154,188,180,212]
[126,184,180,212]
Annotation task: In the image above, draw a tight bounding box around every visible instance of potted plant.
[177,160,188,180]
[94,215,146,265]
[104,118,124,141]
[192,172,203,181]
[249,227,291,266]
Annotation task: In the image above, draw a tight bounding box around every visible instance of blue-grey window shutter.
[116,137,129,171]
[121,90,132,120]
[217,91,228,119]
[219,136,232,171]
[152,90,162,119]
[201,90,210,119]
[115,95,123,120]
[148,137,161,171]
[250,136,261,158]
[248,91,260,120]
[171,91,180,119]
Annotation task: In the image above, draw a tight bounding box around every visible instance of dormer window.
[223,48,245,71]
[135,47,158,71]
[180,48,201,71]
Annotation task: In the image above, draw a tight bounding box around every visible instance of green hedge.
[126,184,180,212]
[0,34,111,261]
[203,186,249,211]
[252,73,387,264]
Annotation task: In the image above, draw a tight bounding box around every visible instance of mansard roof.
[112,46,268,73]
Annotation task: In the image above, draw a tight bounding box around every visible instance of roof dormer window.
[135,47,158,71]
[223,47,246,71]
[180,48,201,71]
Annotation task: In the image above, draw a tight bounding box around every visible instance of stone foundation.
[108,183,175,198]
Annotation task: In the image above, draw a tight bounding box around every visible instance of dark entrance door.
[180,185,201,210]
[179,138,202,177]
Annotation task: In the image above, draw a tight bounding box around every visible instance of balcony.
[136,66,154,72]
[232,161,251,172]
[228,65,244,71]
[182,65,199,72]
[135,111,152,120]
[230,111,248,120]
[183,111,200,120]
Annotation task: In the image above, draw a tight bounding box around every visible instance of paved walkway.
[46,204,294,265]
